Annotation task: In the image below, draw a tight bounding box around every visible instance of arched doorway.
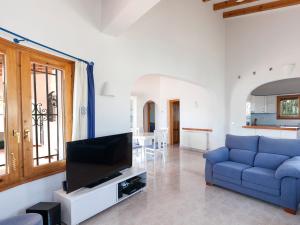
[143,101,156,132]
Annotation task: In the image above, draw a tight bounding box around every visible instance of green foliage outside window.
[279,98,299,117]
[277,95,300,119]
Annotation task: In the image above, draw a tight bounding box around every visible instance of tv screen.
[66,132,132,193]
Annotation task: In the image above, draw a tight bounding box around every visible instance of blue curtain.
[87,63,95,139]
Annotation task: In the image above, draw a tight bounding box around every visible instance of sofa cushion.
[214,174,241,185]
[254,153,289,170]
[258,136,300,157]
[229,149,256,166]
[242,181,280,196]
[203,147,229,164]
[242,167,280,190]
[213,161,251,180]
[0,214,43,225]
[226,134,259,152]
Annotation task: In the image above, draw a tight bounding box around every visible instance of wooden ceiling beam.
[224,0,300,18]
[214,0,258,11]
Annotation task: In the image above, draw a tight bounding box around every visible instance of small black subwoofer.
[26,202,61,225]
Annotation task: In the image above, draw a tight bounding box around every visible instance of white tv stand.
[54,168,147,225]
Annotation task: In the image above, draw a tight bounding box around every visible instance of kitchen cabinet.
[266,96,276,113]
[251,95,276,113]
[252,96,266,113]
[254,129,281,138]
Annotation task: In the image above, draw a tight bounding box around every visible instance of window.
[277,95,300,119]
[0,38,73,191]
[130,96,137,129]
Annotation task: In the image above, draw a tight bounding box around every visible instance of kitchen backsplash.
[250,113,300,126]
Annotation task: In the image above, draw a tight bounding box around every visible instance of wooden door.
[0,37,74,191]
[20,51,72,178]
[0,42,21,189]
[143,103,149,132]
[169,100,180,145]
[172,101,180,144]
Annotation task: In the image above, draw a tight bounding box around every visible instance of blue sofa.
[203,135,300,214]
[0,214,43,225]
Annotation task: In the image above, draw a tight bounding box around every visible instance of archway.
[130,74,222,149]
[228,62,300,135]
[245,78,300,127]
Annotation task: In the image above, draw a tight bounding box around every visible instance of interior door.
[143,103,149,132]
[172,101,180,144]
[169,100,180,145]
[0,43,21,189]
[21,51,72,178]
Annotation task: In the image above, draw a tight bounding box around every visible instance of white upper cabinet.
[252,96,266,113]
[251,95,276,114]
[266,96,276,113]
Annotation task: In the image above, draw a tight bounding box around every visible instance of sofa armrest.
[203,147,229,165]
[275,156,300,179]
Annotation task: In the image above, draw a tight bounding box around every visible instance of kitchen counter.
[241,125,300,139]
[242,125,300,131]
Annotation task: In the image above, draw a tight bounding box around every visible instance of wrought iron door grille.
[31,63,63,166]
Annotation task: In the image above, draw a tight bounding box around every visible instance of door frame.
[20,50,73,178]
[0,40,21,190]
[168,99,180,145]
[0,37,74,191]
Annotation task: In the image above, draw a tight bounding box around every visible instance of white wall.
[226,6,300,135]
[160,76,221,149]
[131,76,161,131]
[131,75,222,149]
[0,0,226,219]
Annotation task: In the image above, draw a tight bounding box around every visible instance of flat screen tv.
[65,132,132,193]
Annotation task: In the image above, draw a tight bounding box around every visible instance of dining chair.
[131,127,140,144]
[160,128,168,147]
[145,130,166,159]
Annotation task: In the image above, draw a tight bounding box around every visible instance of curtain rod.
[0,27,94,66]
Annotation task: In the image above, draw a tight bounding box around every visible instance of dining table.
[133,132,155,148]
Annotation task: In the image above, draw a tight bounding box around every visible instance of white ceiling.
[251,78,300,96]
[100,0,161,36]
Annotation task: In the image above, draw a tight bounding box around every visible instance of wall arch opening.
[130,74,223,149]
[245,78,300,127]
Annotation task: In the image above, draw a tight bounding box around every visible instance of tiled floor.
[83,145,300,225]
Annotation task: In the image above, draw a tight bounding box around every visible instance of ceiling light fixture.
[282,63,296,76]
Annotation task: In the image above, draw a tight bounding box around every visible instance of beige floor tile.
[82,146,300,225]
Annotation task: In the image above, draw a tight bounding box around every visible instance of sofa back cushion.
[226,135,259,152]
[258,136,300,157]
[254,153,289,170]
[229,149,256,166]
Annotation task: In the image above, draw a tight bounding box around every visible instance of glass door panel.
[0,45,20,189]
[0,54,7,176]
[31,63,64,166]
[21,52,70,178]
